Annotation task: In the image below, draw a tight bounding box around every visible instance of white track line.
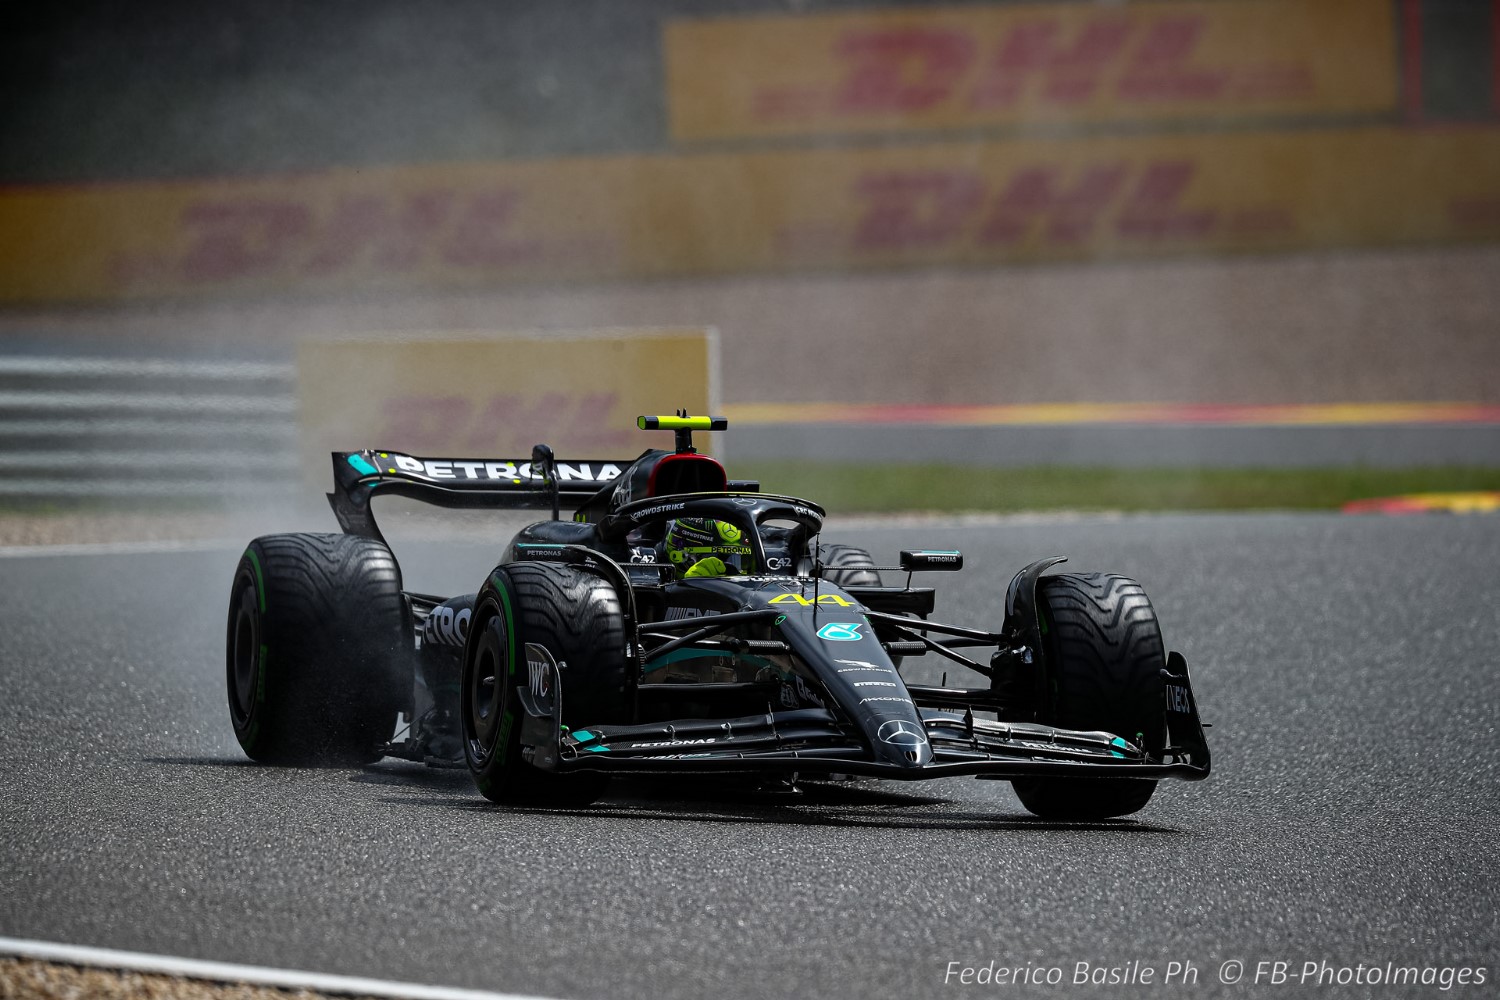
[0,539,244,558]
[0,937,560,1000]
[0,356,293,379]
[0,390,295,414]
[0,452,297,470]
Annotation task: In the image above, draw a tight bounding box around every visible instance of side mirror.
[900,549,964,572]
[531,444,560,520]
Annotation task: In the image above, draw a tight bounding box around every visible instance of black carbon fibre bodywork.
[330,435,1211,790]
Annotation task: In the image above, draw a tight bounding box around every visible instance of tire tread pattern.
[1011,572,1166,819]
[230,532,409,764]
[817,544,883,588]
[466,562,628,806]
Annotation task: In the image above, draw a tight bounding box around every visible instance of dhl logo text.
[114,188,615,287]
[754,15,1314,122]
[827,160,1292,252]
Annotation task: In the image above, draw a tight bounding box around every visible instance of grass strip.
[733,463,1500,513]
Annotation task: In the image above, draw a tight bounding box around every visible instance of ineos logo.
[1166,684,1192,713]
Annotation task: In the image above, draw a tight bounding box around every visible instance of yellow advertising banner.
[296,330,717,481]
[665,0,1398,141]
[1,127,1498,303]
[0,159,644,304]
[686,128,1500,270]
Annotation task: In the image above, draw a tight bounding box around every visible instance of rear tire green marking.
[244,548,266,613]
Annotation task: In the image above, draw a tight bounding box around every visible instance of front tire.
[226,533,410,765]
[816,544,882,587]
[1011,572,1166,820]
[462,562,629,806]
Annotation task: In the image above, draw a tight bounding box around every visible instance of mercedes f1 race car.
[225,415,1210,819]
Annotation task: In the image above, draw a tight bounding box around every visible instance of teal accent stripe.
[643,648,774,673]
[347,454,379,476]
[573,730,595,743]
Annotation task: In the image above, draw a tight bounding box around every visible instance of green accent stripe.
[244,548,266,613]
[494,573,517,676]
[347,454,379,476]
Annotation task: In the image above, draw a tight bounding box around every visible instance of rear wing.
[328,446,632,542]
[327,414,732,543]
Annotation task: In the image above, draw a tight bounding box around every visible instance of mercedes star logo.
[877,719,927,746]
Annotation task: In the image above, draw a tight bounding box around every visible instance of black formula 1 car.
[226,415,1209,819]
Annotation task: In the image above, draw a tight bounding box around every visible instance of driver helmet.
[663,518,753,578]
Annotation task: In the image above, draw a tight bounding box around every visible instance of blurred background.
[1,0,1497,519]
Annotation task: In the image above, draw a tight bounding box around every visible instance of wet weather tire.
[1011,572,1166,820]
[816,544,882,588]
[462,562,629,807]
[226,533,410,765]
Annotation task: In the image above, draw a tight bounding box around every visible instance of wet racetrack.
[2,512,1496,998]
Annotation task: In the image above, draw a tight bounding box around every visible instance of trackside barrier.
[0,355,297,500]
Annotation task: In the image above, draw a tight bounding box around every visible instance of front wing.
[519,653,1211,783]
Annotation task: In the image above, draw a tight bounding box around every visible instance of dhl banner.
[0,159,642,304]
[296,330,717,482]
[665,0,1398,141]
[1,127,1498,303]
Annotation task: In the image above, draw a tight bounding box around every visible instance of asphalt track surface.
[3,514,1497,999]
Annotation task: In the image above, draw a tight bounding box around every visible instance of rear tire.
[226,533,410,765]
[1011,572,1166,820]
[462,562,630,806]
[816,544,882,588]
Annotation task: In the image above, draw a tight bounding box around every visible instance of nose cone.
[874,719,932,767]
